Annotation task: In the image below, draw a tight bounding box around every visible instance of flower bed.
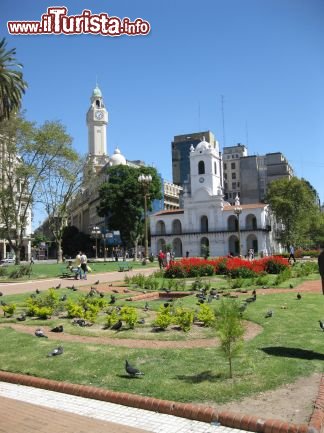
[164,256,289,278]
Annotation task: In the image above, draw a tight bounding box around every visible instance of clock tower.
[86,85,109,170]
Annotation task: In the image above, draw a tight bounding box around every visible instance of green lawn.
[0,260,157,282]
[0,277,323,405]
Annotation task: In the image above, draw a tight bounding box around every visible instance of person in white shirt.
[80,252,88,280]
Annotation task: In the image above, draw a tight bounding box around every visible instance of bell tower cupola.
[86,85,109,158]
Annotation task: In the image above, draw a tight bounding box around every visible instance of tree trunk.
[133,238,139,262]
[56,239,63,263]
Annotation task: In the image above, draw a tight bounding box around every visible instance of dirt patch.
[0,321,262,349]
[213,372,321,424]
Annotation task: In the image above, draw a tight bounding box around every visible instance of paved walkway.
[0,266,156,295]
[0,382,246,433]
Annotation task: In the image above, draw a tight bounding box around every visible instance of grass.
[0,261,157,282]
[0,276,323,404]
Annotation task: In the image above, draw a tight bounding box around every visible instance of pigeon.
[163,302,170,308]
[112,289,119,293]
[73,318,86,327]
[94,280,99,285]
[51,325,63,333]
[124,289,130,293]
[99,292,105,298]
[0,292,3,296]
[319,320,324,331]
[109,295,116,304]
[36,289,41,294]
[60,294,67,302]
[137,318,145,324]
[55,283,61,289]
[30,293,36,299]
[245,294,257,303]
[47,346,64,357]
[297,293,302,300]
[35,328,48,338]
[1,300,7,306]
[72,285,78,291]
[17,312,26,321]
[265,310,273,318]
[289,283,294,289]
[109,283,113,287]
[125,360,144,377]
[111,320,122,331]
[143,302,149,311]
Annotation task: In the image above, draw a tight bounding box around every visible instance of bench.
[118,264,133,272]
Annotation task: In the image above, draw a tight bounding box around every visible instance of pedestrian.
[186,251,189,258]
[166,251,171,267]
[318,247,324,295]
[288,245,296,264]
[158,250,165,269]
[80,251,88,280]
[75,251,82,279]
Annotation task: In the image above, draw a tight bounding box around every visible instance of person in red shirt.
[158,250,165,269]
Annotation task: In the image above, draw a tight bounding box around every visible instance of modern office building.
[172,131,217,187]
[222,143,248,204]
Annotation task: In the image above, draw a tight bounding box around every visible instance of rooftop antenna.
[221,95,226,148]
[198,100,201,131]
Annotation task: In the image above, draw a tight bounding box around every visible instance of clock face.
[95,111,104,120]
[199,177,204,183]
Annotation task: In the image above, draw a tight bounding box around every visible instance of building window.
[198,161,205,175]
[224,163,227,170]
[231,162,236,169]
[214,162,217,174]
[224,173,227,180]
[231,172,236,179]
[232,182,236,189]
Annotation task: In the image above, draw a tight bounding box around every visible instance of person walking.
[318,247,324,295]
[288,245,296,264]
[157,250,165,269]
[80,252,88,280]
[75,251,82,279]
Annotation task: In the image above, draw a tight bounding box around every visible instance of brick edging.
[0,370,320,433]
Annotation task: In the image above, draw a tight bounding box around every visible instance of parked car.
[0,258,15,265]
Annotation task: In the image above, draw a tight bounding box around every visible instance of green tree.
[97,165,162,254]
[266,177,322,248]
[0,114,76,264]
[214,300,244,378]
[0,38,27,121]
[37,152,84,262]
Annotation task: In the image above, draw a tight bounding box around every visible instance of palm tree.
[0,38,27,121]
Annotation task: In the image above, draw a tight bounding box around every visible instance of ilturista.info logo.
[7,7,151,36]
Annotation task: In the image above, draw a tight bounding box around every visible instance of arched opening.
[198,161,205,175]
[172,238,183,257]
[157,238,166,253]
[200,237,209,257]
[228,235,239,256]
[201,215,208,232]
[156,220,166,235]
[227,215,238,231]
[172,219,182,234]
[246,214,257,230]
[246,234,258,254]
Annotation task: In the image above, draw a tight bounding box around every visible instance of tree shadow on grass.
[175,370,222,383]
[261,346,324,360]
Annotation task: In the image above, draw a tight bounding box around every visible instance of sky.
[1,0,324,227]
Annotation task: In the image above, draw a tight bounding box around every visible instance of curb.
[0,371,323,433]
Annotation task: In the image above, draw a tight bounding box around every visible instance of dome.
[92,85,102,98]
[195,137,211,151]
[110,147,126,166]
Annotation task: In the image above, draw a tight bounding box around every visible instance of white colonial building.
[150,137,281,258]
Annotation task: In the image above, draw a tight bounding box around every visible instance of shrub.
[2,303,16,317]
[174,307,194,332]
[174,279,186,291]
[191,277,204,291]
[120,306,138,329]
[32,306,53,319]
[0,267,7,277]
[229,277,244,289]
[66,301,84,318]
[262,256,289,274]
[274,267,292,286]
[9,264,32,279]
[197,304,215,327]
[254,274,269,286]
[153,307,173,330]
[105,308,120,328]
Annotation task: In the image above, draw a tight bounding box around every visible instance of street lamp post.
[102,232,109,262]
[91,226,101,260]
[234,198,242,257]
[138,174,152,262]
